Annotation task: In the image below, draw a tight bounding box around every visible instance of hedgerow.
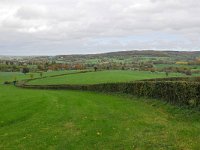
[17,79,200,107]
[140,76,200,82]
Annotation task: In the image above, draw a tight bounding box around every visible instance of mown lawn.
[0,85,200,149]
[28,70,185,85]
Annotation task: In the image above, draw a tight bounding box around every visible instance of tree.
[37,65,45,71]
[13,76,17,86]
[94,66,98,72]
[150,68,156,73]
[75,64,83,70]
[22,68,29,74]
[13,80,17,86]
[185,70,192,76]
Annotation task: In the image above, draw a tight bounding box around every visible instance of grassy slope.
[0,85,200,149]
[28,70,185,85]
[0,70,78,84]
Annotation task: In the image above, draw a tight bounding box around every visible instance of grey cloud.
[16,5,47,20]
[0,0,200,55]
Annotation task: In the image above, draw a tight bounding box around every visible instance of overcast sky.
[0,0,200,55]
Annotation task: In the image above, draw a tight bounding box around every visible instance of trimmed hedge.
[17,80,200,107]
[141,76,200,82]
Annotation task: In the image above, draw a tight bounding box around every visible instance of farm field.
[1,0,200,148]
[0,70,79,84]
[0,85,200,149]
[154,64,200,70]
[28,70,185,85]
[1,71,200,149]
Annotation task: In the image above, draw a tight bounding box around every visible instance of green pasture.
[155,64,200,70]
[0,85,200,149]
[28,70,185,85]
[0,71,200,149]
[0,70,78,84]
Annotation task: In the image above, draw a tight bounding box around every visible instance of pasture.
[0,71,200,149]
[0,70,78,84]
[28,70,184,85]
[0,85,200,149]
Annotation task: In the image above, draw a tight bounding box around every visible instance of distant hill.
[1,50,200,61]
[56,50,200,60]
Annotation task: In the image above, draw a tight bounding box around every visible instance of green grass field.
[155,64,200,70]
[0,71,200,149]
[0,70,78,84]
[28,70,185,85]
[0,85,200,149]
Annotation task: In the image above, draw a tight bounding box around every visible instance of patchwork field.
[28,70,185,85]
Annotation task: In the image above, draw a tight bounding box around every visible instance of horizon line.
[0,49,200,57]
